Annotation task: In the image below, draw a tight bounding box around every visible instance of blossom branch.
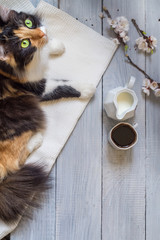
[103,7,147,75]
[132,19,157,53]
[103,7,160,97]
[103,7,129,45]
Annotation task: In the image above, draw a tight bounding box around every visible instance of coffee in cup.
[108,122,138,150]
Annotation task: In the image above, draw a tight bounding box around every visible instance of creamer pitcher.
[104,76,138,121]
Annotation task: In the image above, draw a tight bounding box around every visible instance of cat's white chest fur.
[24,39,65,82]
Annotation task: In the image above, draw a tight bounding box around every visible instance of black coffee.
[111,124,136,148]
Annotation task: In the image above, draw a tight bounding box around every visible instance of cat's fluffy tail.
[0,164,50,224]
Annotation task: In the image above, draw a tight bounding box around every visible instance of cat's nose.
[39,30,45,38]
[40,26,47,35]
[38,26,47,40]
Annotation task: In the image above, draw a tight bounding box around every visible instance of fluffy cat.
[0,6,95,223]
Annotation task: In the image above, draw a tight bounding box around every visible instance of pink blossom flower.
[154,88,160,97]
[150,81,158,90]
[123,35,130,43]
[107,16,130,44]
[108,16,129,33]
[142,78,151,88]
[112,38,120,45]
[149,36,157,48]
[115,16,129,32]
[119,31,126,38]
[136,37,148,52]
[107,18,117,28]
[142,87,150,96]
[136,36,157,53]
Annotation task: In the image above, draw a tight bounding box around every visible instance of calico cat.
[0,6,95,223]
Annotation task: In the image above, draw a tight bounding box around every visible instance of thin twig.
[131,19,146,38]
[126,55,154,81]
[103,6,112,19]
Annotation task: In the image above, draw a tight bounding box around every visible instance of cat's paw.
[27,132,43,153]
[73,83,96,99]
[49,38,65,55]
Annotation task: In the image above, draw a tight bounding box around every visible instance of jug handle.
[125,76,136,89]
[133,122,138,128]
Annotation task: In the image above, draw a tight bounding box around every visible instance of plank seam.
[101,0,104,240]
[144,0,147,238]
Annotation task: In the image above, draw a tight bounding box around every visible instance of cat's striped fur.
[0,5,95,223]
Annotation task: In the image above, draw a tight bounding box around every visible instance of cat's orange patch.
[14,27,47,48]
[0,53,17,68]
[0,81,26,100]
[6,54,17,68]
[0,131,33,179]
[0,61,29,83]
[0,69,26,83]
[0,69,17,81]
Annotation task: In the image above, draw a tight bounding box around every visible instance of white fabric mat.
[0,0,117,238]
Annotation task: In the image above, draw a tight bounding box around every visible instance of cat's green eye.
[21,39,30,48]
[25,19,33,28]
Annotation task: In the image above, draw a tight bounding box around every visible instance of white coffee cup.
[108,122,138,150]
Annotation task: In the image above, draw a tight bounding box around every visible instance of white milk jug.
[104,76,138,121]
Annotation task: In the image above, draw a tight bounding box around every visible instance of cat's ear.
[0,45,16,67]
[0,6,11,23]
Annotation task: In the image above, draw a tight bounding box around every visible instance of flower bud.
[142,78,151,88]
[142,87,150,96]
[154,88,160,97]
[150,81,158,90]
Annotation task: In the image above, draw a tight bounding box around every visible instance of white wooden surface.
[8,0,160,239]
[146,0,160,239]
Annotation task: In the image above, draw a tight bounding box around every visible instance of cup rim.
[110,122,138,150]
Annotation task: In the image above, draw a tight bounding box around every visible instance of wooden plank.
[31,0,58,8]
[10,1,57,240]
[145,1,160,239]
[55,0,102,240]
[102,0,146,239]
